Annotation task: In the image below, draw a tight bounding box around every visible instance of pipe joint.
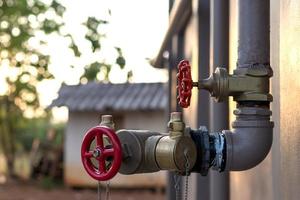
[224,107,274,171]
[210,132,226,172]
[190,106,273,173]
[189,127,226,175]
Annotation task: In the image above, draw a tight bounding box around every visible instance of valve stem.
[168,112,185,138]
[192,82,198,87]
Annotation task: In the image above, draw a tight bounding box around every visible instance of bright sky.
[36,0,169,112]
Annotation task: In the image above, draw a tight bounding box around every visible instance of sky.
[36,0,169,121]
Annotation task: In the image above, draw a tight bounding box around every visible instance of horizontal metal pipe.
[117,130,162,174]
[117,128,197,174]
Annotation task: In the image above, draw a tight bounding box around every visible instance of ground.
[0,180,165,200]
[0,154,165,200]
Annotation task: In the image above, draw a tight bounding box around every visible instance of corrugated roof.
[49,82,167,112]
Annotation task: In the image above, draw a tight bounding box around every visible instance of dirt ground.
[0,180,165,200]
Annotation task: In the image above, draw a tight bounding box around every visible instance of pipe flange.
[190,126,210,175]
[232,107,274,128]
[210,132,225,172]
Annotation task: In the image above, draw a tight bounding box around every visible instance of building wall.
[64,110,166,187]
[64,111,102,186]
[124,111,166,132]
[229,0,300,200]
[277,0,300,199]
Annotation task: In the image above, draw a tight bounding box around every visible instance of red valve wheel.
[81,126,122,181]
[177,60,193,108]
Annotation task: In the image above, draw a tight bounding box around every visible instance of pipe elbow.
[224,107,274,171]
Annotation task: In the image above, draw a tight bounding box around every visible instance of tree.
[0,0,128,177]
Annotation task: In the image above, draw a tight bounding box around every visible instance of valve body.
[117,112,197,175]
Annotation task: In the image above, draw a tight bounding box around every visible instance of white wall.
[123,111,166,132]
[64,111,101,186]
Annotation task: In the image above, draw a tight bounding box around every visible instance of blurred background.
[2,0,300,200]
[0,0,169,199]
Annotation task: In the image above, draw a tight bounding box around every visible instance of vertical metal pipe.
[166,30,185,200]
[223,0,273,171]
[194,0,211,199]
[238,0,270,66]
[209,0,229,199]
[166,57,176,200]
[209,1,229,138]
[166,34,183,200]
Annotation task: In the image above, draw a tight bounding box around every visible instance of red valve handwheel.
[81,126,122,181]
[177,60,193,108]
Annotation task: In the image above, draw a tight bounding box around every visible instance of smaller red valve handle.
[81,126,122,181]
[177,60,193,108]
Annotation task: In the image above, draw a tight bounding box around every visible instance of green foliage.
[15,116,57,151]
[115,47,126,69]
[0,0,64,112]
[0,1,127,114]
[83,17,107,52]
[81,62,101,81]
[39,176,63,190]
[0,0,128,176]
[80,17,127,82]
[81,61,111,82]
[50,0,65,17]
[66,34,81,57]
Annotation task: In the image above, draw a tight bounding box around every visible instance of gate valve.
[177,60,198,108]
[81,126,122,181]
[177,60,273,108]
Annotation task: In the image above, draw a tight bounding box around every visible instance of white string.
[97,181,102,200]
[105,181,110,200]
[173,174,181,200]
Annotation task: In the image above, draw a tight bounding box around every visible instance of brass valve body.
[117,112,197,174]
[198,65,273,102]
[155,135,196,172]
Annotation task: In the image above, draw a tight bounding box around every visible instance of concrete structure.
[50,82,167,187]
[152,0,300,199]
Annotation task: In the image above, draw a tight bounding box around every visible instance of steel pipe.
[238,0,270,66]
[221,0,273,171]
[224,107,273,170]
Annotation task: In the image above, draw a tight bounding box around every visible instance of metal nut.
[100,115,115,129]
